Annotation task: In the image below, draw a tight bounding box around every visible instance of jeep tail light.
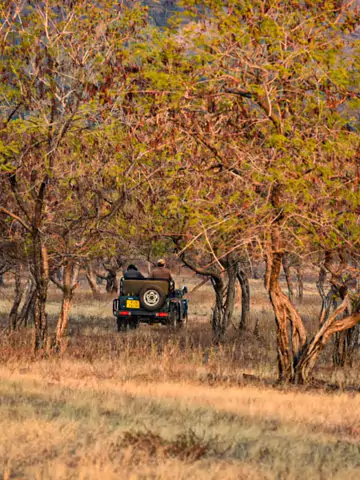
[156,312,168,317]
[119,311,131,316]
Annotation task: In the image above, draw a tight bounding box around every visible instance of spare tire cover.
[139,286,166,311]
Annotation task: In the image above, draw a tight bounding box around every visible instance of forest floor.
[0,276,359,479]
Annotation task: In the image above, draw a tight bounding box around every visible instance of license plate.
[126,300,140,309]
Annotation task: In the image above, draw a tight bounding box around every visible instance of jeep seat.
[121,278,172,297]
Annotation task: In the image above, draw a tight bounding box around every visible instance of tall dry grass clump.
[0,279,360,478]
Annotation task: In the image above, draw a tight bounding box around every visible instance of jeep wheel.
[169,308,178,330]
[169,303,184,330]
[129,317,139,330]
[117,317,127,332]
[139,286,166,311]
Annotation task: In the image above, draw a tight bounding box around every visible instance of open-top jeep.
[112,278,188,331]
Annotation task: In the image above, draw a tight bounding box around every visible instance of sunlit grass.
[0,276,359,478]
[0,366,359,479]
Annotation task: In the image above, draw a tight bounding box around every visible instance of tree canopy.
[0,0,359,382]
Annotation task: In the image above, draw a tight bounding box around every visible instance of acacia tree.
[141,0,360,382]
[282,254,303,303]
[0,221,24,331]
[181,249,249,338]
[314,249,360,367]
[125,136,252,337]
[0,0,149,350]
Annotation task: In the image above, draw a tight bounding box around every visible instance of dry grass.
[0,276,360,479]
[1,362,360,479]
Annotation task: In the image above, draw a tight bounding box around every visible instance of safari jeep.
[112,278,188,331]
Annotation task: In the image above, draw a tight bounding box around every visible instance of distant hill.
[144,0,182,27]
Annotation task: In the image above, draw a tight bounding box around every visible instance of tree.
[315,250,360,367]
[282,254,303,303]
[0,0,149,350]
[130,170,252,338]
[141,0,360,382]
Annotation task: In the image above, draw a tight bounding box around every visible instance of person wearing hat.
[149,259,173,281]
[124,264,145,279]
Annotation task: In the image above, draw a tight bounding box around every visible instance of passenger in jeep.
[124,264,144,279]
[149,259,173,282]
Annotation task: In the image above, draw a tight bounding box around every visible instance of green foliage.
[0,0,152,265]
[1,0,359,269]
[138,0,360,260]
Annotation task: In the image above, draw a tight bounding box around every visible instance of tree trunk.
[316,251,334,325]
[316,263,327,325]
[32,236,49,352]
[294,297,360,384]
[31,176,49,352]
[266,249,294,381]
[85,262,100,296]
[319,285,338,326]
[315,252,358,368]
[101,257,123,293]
[333,294,350,367]
[54,261,80,347]
[105,270,118,293]
[177,250,232,341]
[9,263,23,332]
[282,255,294,302]
[333,329,353,367]
[17,275,36,328]
[333,308,358,368]
[222,258,237,333]
[33,293,48,351]
[211,275,225,340]
[296,263,303,301]
[265,224,307,383]
[236,264,250,330]
[56,292,73,344]
[211,256,237,341]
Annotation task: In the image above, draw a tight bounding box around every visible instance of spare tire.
[139,286,166,311]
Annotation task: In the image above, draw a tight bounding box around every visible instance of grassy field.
[0,277,359,479]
